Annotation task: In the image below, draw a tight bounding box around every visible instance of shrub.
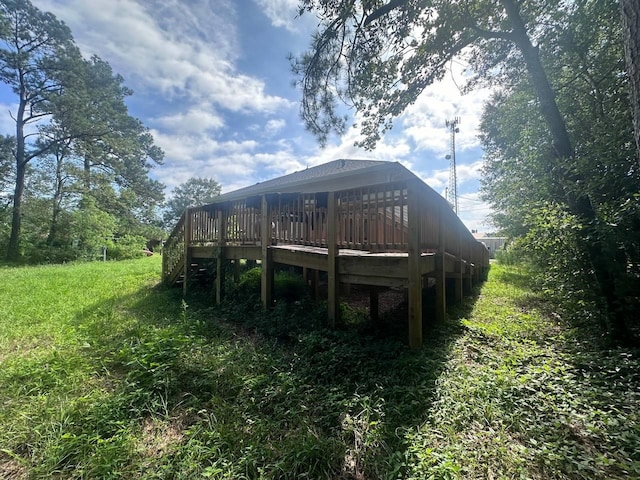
[106,235,147,260]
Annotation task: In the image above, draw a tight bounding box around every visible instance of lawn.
[0,257,638,479]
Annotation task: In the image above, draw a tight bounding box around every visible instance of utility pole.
[445,117,461,215]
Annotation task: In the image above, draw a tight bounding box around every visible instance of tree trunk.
[6,161,25,261]
[621,0,640,164]
[501,0,630,339]
[46,152,65,246]
[6,92,28,262]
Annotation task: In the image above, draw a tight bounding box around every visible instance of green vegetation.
[1,258,638,479]
[294,0,640,343]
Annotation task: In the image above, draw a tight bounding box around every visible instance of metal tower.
[445,117,460,214]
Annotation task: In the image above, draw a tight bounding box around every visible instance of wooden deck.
[162,162,489,348]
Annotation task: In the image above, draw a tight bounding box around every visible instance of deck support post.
[233,260,240,283]
[261,195,274,309]
[312,269,320,301]
[370,286,380,324]
[215,208,227,305]
[456,227,464,302]
[464,240,473,294]
[183,208,192,297]
[408,182,422,349]
[327,191,339,327]
[436,202,446,323]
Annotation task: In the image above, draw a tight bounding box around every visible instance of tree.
[0,0,81,260]
[0,1,165,261]
[0,135,15,244]
[621,0,640,162]
[293,0,638,339]
[163,177,221,229]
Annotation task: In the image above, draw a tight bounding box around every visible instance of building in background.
[472,232,507,259]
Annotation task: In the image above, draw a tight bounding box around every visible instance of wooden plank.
[420,253,436,275]
[327,191,339,327]
[339,256,407,278]
[407,182,422,349]
[436,201,446,323]
[456,226,463,302]
[183,208,192,297]
[340,274,408,289]
[271,247,328,271]
[370,286,379,324]
[261,195,274,309]
[216,208,227,305]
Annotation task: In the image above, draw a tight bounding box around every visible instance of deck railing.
[162,213,186,284]
[162,179,489,284]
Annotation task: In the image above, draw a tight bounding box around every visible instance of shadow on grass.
[23,275,483,478]
[487,264,640,478]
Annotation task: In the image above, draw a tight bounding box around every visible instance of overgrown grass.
[0,259,638,479]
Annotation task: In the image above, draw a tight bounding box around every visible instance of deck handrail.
[162,210,187,284]
[162,181,489,286]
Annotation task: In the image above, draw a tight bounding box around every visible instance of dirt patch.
[0,456,27,480]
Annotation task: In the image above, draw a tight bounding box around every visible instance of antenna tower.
[445,117,460,214]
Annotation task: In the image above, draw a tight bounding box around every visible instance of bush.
[106,235,147,260]
[494,240,526,265]
[233,267,310,304]
[274,270,310,302]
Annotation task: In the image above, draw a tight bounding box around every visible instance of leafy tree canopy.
[0,0,164,261]
[163,177,222,230]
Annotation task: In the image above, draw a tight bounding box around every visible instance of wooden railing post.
[216,208,227,305]
[327,191,339,327]
[456,225,464,302]
[436,201,446,323]
[465,237,473,294]
[408,181,422,349]
[183,208,192,297]
[261,195,273,309]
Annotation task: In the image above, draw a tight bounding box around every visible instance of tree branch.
[364,0,408,26]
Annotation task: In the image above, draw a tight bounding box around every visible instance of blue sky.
[1,0,494,232]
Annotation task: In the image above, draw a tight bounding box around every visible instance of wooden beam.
[408,181,422,349]
[261,195,274,309]
[183,208,192,298]
[456,226,464,302]
[327,191,339,327]
[215,209,227,305]
[370,286,380,324]
[435,202,446,323]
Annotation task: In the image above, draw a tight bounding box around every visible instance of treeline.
[479,0,640,342]
[0,0,167,263]
[0,1,225,264]
[293,0,639,343]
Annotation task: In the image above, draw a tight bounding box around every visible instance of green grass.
[0,259,638,479]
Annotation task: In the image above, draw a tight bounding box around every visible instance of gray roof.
[211,159,406,203]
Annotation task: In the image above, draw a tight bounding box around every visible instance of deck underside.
[191,243,474,289]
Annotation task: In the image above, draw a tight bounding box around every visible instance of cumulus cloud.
[33,0,292,114]
[264,118,287,136]
[400,59,493,155]
[154,107,225,134]
[253,0,302,32]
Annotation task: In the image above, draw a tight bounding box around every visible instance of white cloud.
[400,60,493,155]
[0,102,19,135]
[253,0,301,32]
[33,0,292,114]
[264,118,287,136]
[154,107,225,134]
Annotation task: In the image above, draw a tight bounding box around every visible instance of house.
[162,159,489,348]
